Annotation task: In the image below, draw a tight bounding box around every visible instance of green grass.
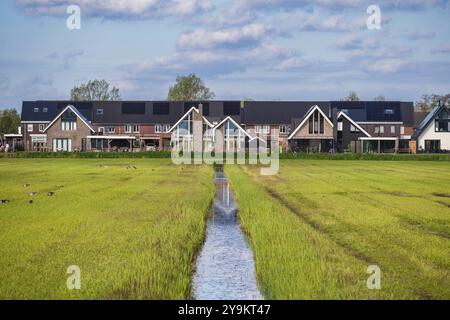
[226,161,450,300]
[0,159,215,299]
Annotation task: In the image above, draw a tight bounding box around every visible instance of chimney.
[198,103,203,116]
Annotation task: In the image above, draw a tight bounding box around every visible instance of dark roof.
[414,111,429,128]
[243,101,331,125]
[330,101,414,125]
[21,100,415,126]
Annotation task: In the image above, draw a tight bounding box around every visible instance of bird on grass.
[47,192,55,196]
[23,184,30,188]
[0,200,10,204]
[29,192,37,197]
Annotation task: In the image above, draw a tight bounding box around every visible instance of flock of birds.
[1,165,140,205]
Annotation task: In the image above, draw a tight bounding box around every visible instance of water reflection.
[193,172,263,300]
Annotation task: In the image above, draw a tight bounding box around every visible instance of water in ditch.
[192,171,263,300]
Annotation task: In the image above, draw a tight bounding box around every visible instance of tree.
[374,95,386,101]
[167,74,215,101]
[344,91,360,102]
[415,93,450,112]
[70,79,121,101]
[0,109,21,134]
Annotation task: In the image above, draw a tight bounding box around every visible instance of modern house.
[16,99,449,153]
[412,103,450,152]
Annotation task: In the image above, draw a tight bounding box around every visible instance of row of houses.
[3,100,450,153]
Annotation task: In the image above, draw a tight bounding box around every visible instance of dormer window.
[97,109,104,115]
[43,107,48,113]
[384,109,395,115]
[33,108,39,113]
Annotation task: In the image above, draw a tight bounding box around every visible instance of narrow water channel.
[192,171,263,300]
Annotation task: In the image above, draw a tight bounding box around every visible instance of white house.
[412,104,450,152]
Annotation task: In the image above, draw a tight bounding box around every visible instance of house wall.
[292,117,333,139]
[337,117,367,152]
[21,122,49,151]
[358,123,405,137]
[46,118,91,152]
[417,120,450,151]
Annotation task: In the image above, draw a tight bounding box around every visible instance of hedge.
[1,151,450,161]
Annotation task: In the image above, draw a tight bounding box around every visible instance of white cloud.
[177,24,269,49]
[15,0,213,18]
[361,58,411,74]
[430,44,450,54]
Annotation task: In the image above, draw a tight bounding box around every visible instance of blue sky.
[1,0,449,110]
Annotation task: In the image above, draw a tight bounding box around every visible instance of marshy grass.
[226,160,450,299]
[0,158,215,299]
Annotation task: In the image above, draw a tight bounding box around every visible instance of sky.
[1,0,449,111]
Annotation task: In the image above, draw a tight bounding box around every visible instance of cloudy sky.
[1,0,449,110]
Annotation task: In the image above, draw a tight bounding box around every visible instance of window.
[39,124,45,132]
[98,127,105,135]
[97,109,104,115]
[435,109,450,132]
[53,138,72,152]
[379,126,384,134]
[108,126,116,133]
[27,124,33,132]
[374,127,379,134]
[255,125,269,134]
[279,125,290,134]
[337,122,343,131]
[61,121,77,131]
[308,110,323,134]
[124,124,132,133]
[350,124,360,133]
[400,126,405,135]
[425,140,441,153]
[33,108,39,113]
[133,125,139,133]
[155,124,170,133]
[43,107,48,113]
[384,109,395,115]
[390,126,396,134]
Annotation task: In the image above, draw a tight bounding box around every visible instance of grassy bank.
[226,161,450,299]
[0,159,215,299]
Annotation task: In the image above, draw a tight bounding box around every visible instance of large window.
[308,110,324,134]
[435,109,450,132]
[425,140,441,153]
[61,121,77,131]
[53,138,72,152]
[350,124,360,133]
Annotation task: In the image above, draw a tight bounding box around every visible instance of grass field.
[0,159,215,299]
[226,161,450,300]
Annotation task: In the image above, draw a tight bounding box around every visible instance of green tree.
[0,108,21,134]
[70,79,121,101]
[344,91,360,102]
[415,93,450,112]
[374,95,386,101]
[167,74,215,101]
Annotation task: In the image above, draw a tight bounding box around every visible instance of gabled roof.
[337,111,371,137]
[43,105,96,133]
[213,116,253,138]
[411,105,446,140]
[167,106,213,133]
[288,105,334,140]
